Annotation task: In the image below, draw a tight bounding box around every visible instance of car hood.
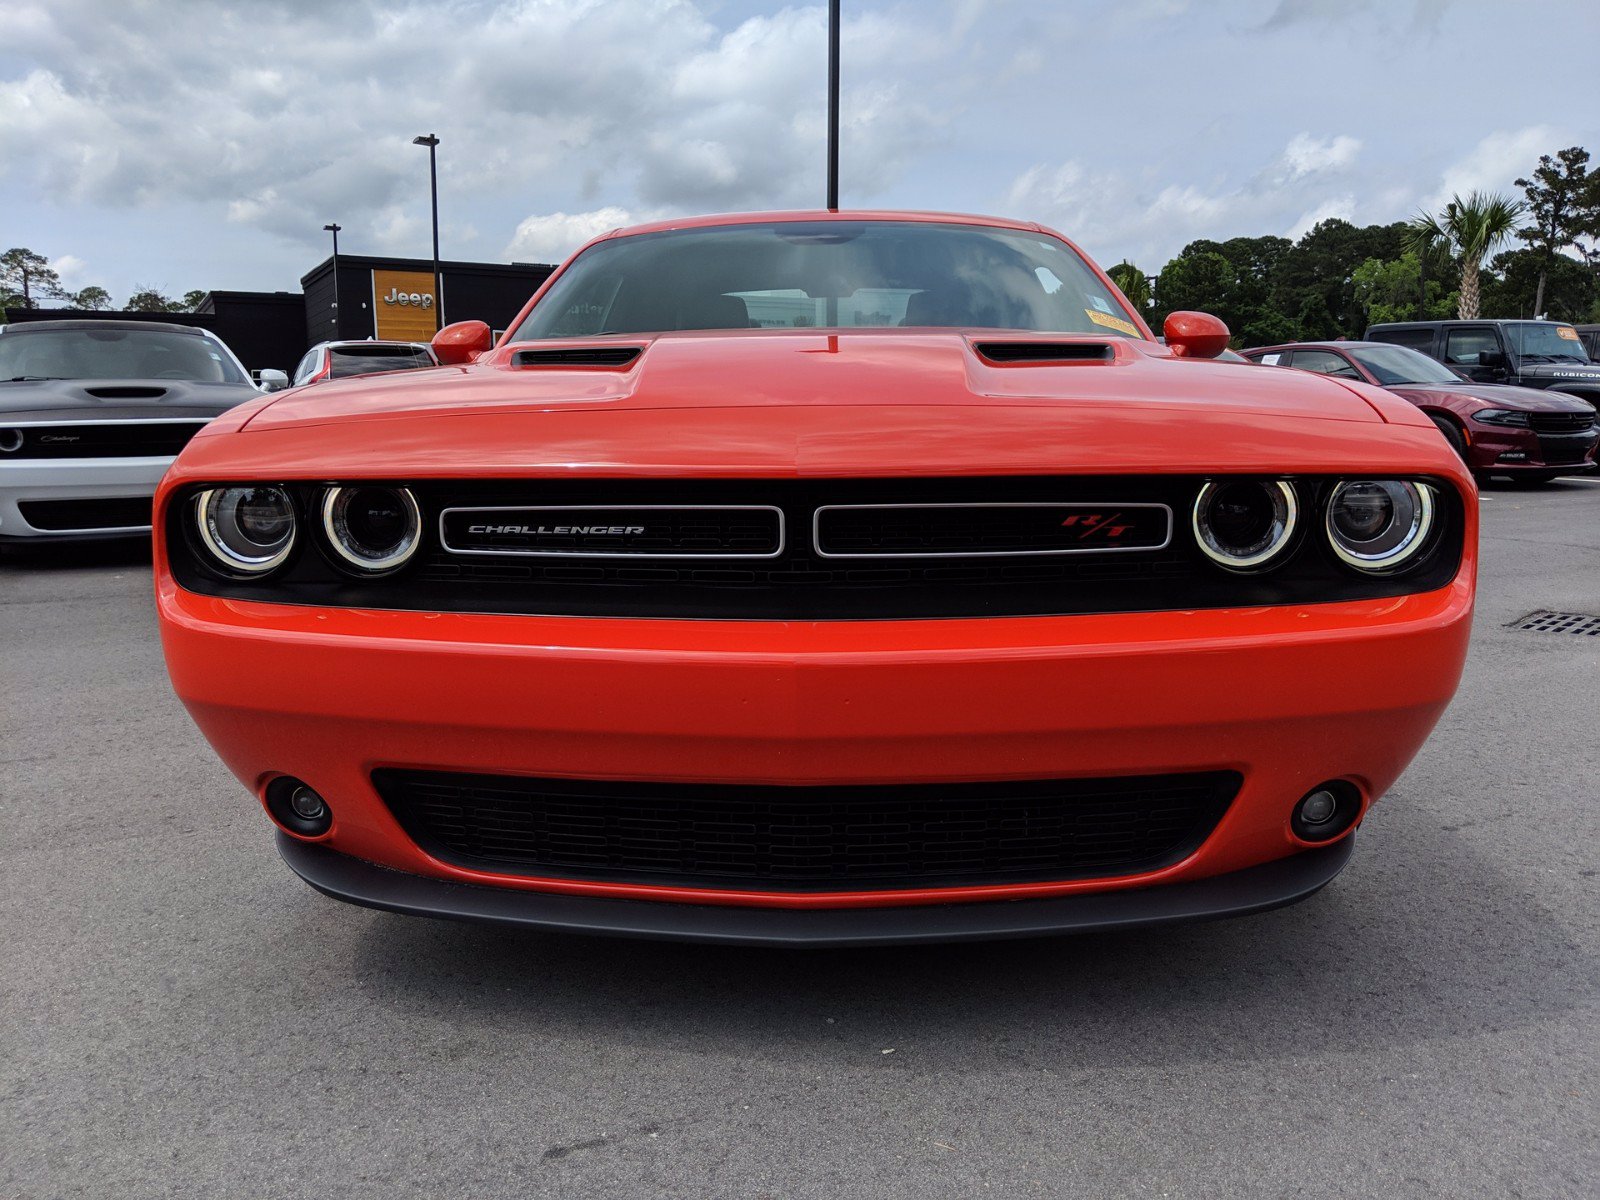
[1388,381,1596,412]
[1517,362,1600,387]
[0,377,259,423]
[242,330,1388,431]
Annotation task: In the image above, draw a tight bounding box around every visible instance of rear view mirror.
[433,320,494,365]
[256,369,290,392]
[1163,311,1231,359]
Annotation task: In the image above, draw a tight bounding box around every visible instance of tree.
[0,248,68,308]
[180,289,209,312]
[1515,146,1599,318]
[1480,247,1598,322]
[124,287,182,313]
[1105,261,1151,311]
[71,285,113,311]
[1352,253,1456,325]
[1405,192,1525,320]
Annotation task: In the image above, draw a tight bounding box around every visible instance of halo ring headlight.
[1326,480,1434,573]
[1193,480,1298,571]
[194,486,296,574]
[321,485,422,574]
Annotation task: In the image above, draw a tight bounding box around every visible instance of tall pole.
[322,223,342,337]
[413,134,443,331]
[826,0,839,212]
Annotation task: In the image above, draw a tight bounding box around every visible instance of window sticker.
[1557,325,1580,341]
[1086,308,1140,337]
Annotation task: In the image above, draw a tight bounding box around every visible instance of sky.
[2,0,1596,304]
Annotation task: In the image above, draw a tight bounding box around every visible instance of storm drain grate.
[1509,610,1600,636]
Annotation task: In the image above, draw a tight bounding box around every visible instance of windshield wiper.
[1,375,67,382]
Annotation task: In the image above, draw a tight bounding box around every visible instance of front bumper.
[158,569,1473,921]
[1466,425,1597,474]
[279,829,1357,946]
[0,455,168,541]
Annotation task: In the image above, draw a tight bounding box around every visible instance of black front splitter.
[276,832,1355,948]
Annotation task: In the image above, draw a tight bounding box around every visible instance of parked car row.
[1243,338,1598,482]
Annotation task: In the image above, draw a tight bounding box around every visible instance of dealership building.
[3,253,555,374]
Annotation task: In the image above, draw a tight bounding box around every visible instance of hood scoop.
[512,346,643,370]
[975,341,1115,364]
[84,385,169,399]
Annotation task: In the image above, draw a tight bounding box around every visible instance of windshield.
[1503,322,1591,363]
[328,346,434,378]
[1348,344,1462,385]
[509,221,1145,341]
[0,327,249,384]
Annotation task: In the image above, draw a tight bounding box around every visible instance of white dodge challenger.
[0,320,274,545]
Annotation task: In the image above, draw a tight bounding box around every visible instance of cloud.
[1425,125,1573,209]
[1280,133,1361,179]
[503,207,649,263]
[0,0,946,261]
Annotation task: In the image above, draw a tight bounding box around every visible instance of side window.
[1387,327,1436,351]
[1288,349,1361,379]
[1444,328,1500,365]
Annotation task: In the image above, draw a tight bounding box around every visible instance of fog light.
[289,786,327,821]
[1299,789,1337,825]
[264,776,333,838]
[1291,781,1361,843]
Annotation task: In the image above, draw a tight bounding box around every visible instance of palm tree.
[1106,261,1152,311]
[1405,191,1524,320]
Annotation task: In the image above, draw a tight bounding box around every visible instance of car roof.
[1246,341,1393,354]
[0,319,207,336]
[597,209,1048,241]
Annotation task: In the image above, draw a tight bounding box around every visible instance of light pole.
[322,223,341,337]
[412,134,442,331]
[826,0,839,212]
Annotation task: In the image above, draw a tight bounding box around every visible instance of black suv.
[1365,320,1600,413]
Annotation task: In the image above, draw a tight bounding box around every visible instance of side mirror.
[1479,350,1508,371]
[433,320,493,365]
[1163,311,1231,359]
[256,369,290,392]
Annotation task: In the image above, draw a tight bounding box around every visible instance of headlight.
[1471,409,1529,427]
[194,486,297,574]
[1325,481,1434,573]
[321,485,422,573]
[1193,480,1298,570]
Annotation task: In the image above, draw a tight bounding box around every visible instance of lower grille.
[1537,434,1597,465]
[20,497,152,531]
[373,769,1240,892]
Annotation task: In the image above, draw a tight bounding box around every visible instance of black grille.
[815,503,1170,556]
[373,769,1240,891]
[0,421,205,459]
[1528,411,1595,433]
[440,505,783,557]
[21,497,151,531]
[166,475,1468,620]
[1538,435,1597,465]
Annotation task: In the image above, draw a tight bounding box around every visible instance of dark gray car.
[0,321,266,543]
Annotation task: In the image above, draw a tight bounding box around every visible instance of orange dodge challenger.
[154,212,1475,945]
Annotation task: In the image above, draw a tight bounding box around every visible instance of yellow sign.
[372,269,441,341]
[1086,308,1141,337]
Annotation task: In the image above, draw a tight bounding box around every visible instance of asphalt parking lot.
[3,479,1597,1199]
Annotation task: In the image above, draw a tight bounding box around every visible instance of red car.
[154,212,1475,945]
[1243,341,1598,482]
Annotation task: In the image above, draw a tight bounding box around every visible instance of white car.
[0,320,276,545]
[289,340,438,386]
